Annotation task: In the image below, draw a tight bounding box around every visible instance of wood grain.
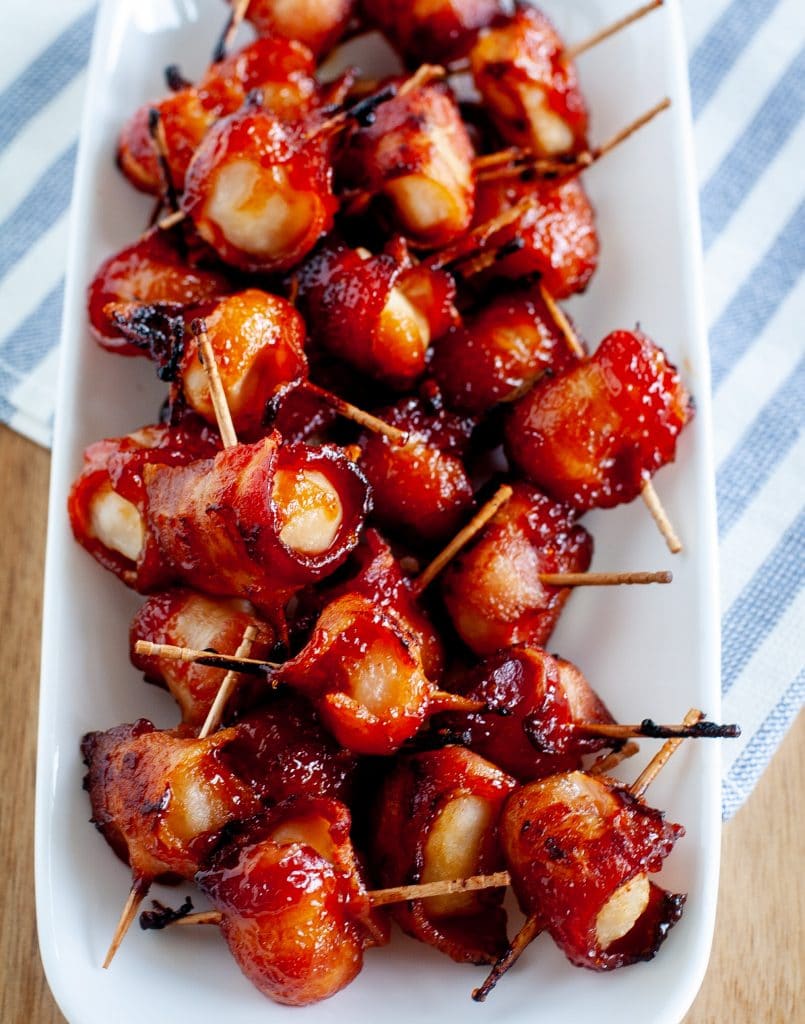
[0,424,801,1024]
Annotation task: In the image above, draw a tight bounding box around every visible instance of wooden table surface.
[1,426,801,1023]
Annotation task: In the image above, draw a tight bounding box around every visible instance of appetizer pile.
[69,0,736,1008]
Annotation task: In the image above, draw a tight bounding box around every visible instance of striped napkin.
[1,0,802,818]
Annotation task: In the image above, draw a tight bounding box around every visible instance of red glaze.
[440,646,615,779]
[87,230,230,353]
[321,528,446,681]
[118,36,318,195]
[297,240,457,388]
[361,0,500,63]
[441,481,592,656]
[196,797,387,1005]
[239,0,356,57]
[263,377,340,443]
[501,772,686,970]
[141,435,371,618]
[338,84,476,247]
[471,174,599,298]
[81,720,261,882]
[429,284,581,414]
[372,746,516,963]
[505,329,694,511]
[470,6,588,156]
[278,593,436,755]
[358,396,475,543]
[182,107,337,272]
[130,589,275,728]
[68,420,221,588]
[224,697,360,805]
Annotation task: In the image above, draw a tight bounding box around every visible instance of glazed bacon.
[297,239,457,388]
[68,419,221,588]
[223,696,360,805]
[441,481,592,656]
[277,592,444,755]
[233,0,357,57]
[501,772,686,969]
[195,798,387,1006]
[505,329,694,511]
[372,745,515,963]
[110,289,309,438]
[118,36,319,195]
[338,83,476,248]
[181,104,338,272]
[130,589,275,729]
[358,395,475,543]
[81,720,260,882]
[470,174,599,297]
[428,283,581,414]
[440,646,615,779]
[470,6,589,157]
[87,229,230,353]
[361,0,500,64]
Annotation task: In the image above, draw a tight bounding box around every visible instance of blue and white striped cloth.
[1,1,802,818]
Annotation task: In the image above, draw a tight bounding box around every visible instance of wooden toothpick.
[191,318,238,449]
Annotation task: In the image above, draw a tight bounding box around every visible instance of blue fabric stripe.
[700,47,805,250]
[0,280,64,377]
[0,8,95,153]
[710,199,805,391]
[0,143,77,281]
[716,355,805,537]
[689,0,781,118]
[722,667,805,818]
[721,508,805,695]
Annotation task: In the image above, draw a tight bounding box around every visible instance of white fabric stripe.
[0,215,69,341]
[8,406,54,448]
[712,281,805,464]
[0,0,95,94]
[703,120,805,327]
[719,434,805,611]
[721,590,805,774]
[681,0,735,51]
[694,0,805,184]
[8,346,61,428]
[0,77,85,225]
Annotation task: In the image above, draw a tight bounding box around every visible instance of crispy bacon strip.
[361,0,500,63]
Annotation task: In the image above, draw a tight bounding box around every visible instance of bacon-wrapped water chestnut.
[130,589,275,729]
[277,592,449,754]
[223,696,360,805]
[71,430,370,618]
[428,284,580,414]
[358,395,475,542]
[372,746,515,963]
[297,240,457,388]
[118,37,319,196]
[338,82,476,247]
[87,230,230,353]
[501,772,685,969]
[181,105,338,272]
[470,175,599,297]
[229,0,356,58]
[441,482,592,656]
[505,329,694,511]
[361,0,500,64]
[440,646,615,779]
[110,289,308,438]
[68,419,221,587]
[195,798,387,1005]
[470,5,588,157]
[81,720,261,883]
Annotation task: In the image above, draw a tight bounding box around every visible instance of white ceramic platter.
[36,1,720,1021]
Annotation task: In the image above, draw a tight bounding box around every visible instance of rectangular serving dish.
[36,1,720,1022]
